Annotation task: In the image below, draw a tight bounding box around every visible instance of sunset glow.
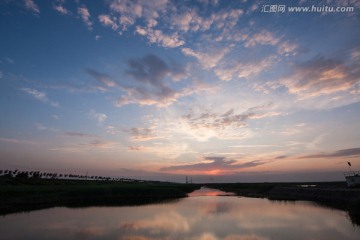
[0,0,359,182]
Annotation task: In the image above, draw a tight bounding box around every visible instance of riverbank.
[0,177,200,215]
[2,178,360,226]
[207,182,360,225]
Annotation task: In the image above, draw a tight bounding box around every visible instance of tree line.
[0,169,140,182]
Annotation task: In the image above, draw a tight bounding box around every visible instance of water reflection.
[0,188,359,240]
[187,186,235,197]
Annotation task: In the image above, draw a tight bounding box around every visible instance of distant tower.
[186,176,188,184]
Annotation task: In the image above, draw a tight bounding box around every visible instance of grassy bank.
[3,177,360,226]
[0,177,200,215]
[207,182,360,226]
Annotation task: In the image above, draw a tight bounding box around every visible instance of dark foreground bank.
[207,182,360,226]
[2,178,360,226]
[0,177,200,215]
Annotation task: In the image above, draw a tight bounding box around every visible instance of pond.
[1,187,359,240]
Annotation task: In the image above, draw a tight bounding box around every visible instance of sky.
[0,0,360,183]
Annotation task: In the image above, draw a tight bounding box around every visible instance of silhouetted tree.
[16,171,29,178]
[32,171,41,179]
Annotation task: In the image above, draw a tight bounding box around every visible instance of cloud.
[86,69,118,88]
[136,27,185,48]
[285,134,326,152]
[105,125,122,135]
[252,81,284,95]
[50,101,59,107]
[21,88,59,107]
[109,0,143,30]
[213,8,244,29]
[115,88,178,107]
[80,139,116,149]
[126,54,175,83]
[53,3,69,15]
[241,30,298,57]
[107,0,169,37]
[63,132,97,138]
[24,0,40,14]
[179,105,278,141]
[215,56,275,81]
[98,14,119,30]
[280,56,360,98]
[77,6,93,30]
[128,145,145,151]
[51,139,118,153]
[0,137,38,145]
[277,41,298,56]
[172,7,243,34]
[172,10,199,32]
[51,115,60,120]
[245,30,280,47]
[184,108,251,127]
[280,123,307,136]
[300,147,360,159]
[115,54,192,107]
[228,144,276,148]
[101,0,245,49]
[2,57,14,64]
[126,127,158,141]
[161,156,267,173]
[170,7,243,34]
[147,29,184,48]
[122,212,190,233]
[36,123,58,132]
[128,142,191,159]
[89,109,107,124]
[21,87,47,101]
[135,26,147,35]
[182,46,230,69]
[105,0,243,35]
[351,48,360,61]
[224,235,268,240]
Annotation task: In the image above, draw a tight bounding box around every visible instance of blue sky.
[0,0,360,182]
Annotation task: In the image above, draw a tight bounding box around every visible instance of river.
[0,187,359,240]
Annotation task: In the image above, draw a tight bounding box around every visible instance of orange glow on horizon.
[205,169,222,175]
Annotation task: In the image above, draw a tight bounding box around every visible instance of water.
[1,187,359,240]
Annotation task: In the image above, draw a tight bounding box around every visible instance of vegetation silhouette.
[207,182,360,226]
[0,169,199,215]
[1,169,360,226]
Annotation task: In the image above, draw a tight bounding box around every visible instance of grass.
[206,182,360,226]
[0,177,200,215]
[2,177,360,226]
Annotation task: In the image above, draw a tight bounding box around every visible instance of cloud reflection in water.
[0,189,359,240]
